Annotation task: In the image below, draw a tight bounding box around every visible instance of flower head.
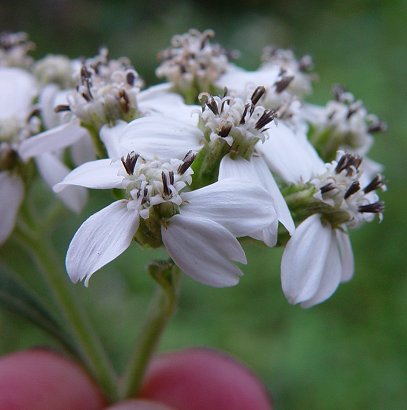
[56,152,276,286]
[0,32,35,68]
[199,86,276,157]
[305,85,387,161]
[59,48,143,130]
[156,29,232,99]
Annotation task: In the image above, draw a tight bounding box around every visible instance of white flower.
[156,29,231,91]
[280,150,385,307]
[199,88,295,243]
[0,32,34,68]
[302,85,386,162]
[55,153,276,286]
[0,67,37,244]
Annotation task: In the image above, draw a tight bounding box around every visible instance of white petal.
[35,153,88,213]
[54,159,123,192]
[216,65,280,94]
[257,122,325,183]
[115,116,203,159]
[249,218,279,247]
[181,178,276,237]
[39,84,71,129]
[19,120,87,161]
[0,68,37,120]
[139,85,200,126]
[70,133,96,166]
[301,231,342,308]
[162,214,246,287]
[66,200,139,284]
[281,214,332,304]
[100,121,128,159]
[0,172,24,245]
[336,229,354,282]
[219,154,295,235]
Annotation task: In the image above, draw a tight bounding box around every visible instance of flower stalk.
[120,260,181,399]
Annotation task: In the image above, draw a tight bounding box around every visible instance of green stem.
[120,262,180,399]
[14,224,119,402]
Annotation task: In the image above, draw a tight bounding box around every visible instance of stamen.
[162,171,171,197]
[255,109,276,130]
[335,153,362,175]
[238,103,249,125]
[219,123,233,137]
[126,71,136,86]
[320,183,335,194]
[54,104,71,113]
[344,181,360,199]
[274,75,294,93]
[358,202,384,214]
[363,175,384,194]
[251,86,266,105]
[176,151,195,175]
[368,120,387,134]
[121,152,139,175]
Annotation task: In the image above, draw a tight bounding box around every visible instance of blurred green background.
[0,0,406,408]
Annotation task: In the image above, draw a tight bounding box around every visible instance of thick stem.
[14,224,119,402]
[120,262,180,399]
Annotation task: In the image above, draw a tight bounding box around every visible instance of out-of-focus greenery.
[1,1,406,408]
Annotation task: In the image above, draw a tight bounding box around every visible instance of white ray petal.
[257,122,325,183]
[181,178,276,237]
[35,153,87,213]
[19,120,87,161]
[162,215,246,287]
[249,218,279,247]
[100,121,128,159]
[66,200,139,285]
[301,231,342,308]
[281,214,332,304]
[219,154,295,235]
[0,68,37,119]
[0,172,24,244]
[139,85,200,126]
[115,116,204,159]
[54,159,123,192]
[70,133,96,166]
[217,65,280,94]
[336,229,354,282]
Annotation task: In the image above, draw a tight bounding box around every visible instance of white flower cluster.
[0,30,387,308]
[156,29,231,97]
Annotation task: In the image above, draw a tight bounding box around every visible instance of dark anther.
[54,104,71,113]
[220,98,229,114]
[274,75,294,94]
[178,150,196,175]
[27,108,41,121]
[320,183,335,194]
[162,172,171,197]
[335,153,362,175]
[358,201,384,214]
[206,98,219,115]
[363,175,384,194]
[121,152,139,175]
[118,90,130,113]
[255,110,276,130]
[251,86,266,105]
[346,105,359,119]
[299,55,313,73]
[240,103,249,125]
[169,170,174,185]
[219,123,233,137]
[327,110,336,121]
[368,120,387,134]
[126,71,136,86]
[344,181,361,199]
[81,92,91,102]
[222,87,228,98]
[332,84,346,101]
